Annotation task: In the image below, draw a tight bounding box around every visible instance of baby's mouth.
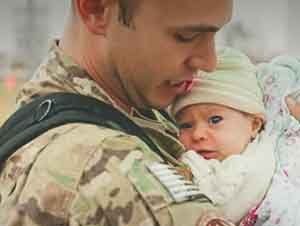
[195,150,218,160]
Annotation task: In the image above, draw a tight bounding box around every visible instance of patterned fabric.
[0,41,235,226]
[240,56,300,226]
[239,203,260,226]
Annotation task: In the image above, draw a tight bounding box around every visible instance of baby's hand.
[285,94,300,120]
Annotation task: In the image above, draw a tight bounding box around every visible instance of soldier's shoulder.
[2,123,148,191]
[42,122,145,152]
[3,122,145,176]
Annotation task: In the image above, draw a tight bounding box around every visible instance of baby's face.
[176,103,261,160]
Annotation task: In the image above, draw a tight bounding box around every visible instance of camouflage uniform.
[0,41,235,226]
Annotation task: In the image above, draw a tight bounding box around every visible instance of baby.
[170,47,277,224]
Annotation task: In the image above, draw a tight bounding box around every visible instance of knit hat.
[171,47,266,121]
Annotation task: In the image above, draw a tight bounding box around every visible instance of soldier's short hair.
[118,0,138,28]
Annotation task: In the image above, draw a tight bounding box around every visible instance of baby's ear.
[251,116,264,138]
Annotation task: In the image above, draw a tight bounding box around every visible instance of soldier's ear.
[75,0,114,35]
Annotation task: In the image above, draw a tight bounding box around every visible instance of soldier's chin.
[136,93,174,110]
[140,101,169,111]
[153,99,174,110]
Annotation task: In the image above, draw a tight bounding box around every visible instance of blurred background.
[1,1,300,123]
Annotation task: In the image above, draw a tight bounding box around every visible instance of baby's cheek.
[178,131,190,150]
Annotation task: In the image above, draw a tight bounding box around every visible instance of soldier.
[0,0,234,225]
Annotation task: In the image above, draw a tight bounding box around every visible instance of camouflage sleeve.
[1,124,236,226]
[69,134,236,226]
[2,125,161,226]
[69,134,162,226]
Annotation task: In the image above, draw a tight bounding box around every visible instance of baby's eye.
[208,116,223,125]
[178,122,193,129]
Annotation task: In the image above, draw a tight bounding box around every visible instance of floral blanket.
[241,56,300,226]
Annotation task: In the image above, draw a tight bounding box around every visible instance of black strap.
[0,92,164,167]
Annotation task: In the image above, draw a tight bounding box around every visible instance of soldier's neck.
[60,29,135,115]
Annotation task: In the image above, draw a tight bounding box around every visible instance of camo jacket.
[0,41,235,226]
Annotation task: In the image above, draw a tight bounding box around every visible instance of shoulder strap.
[0,92,163,167]
[158,109,177,126]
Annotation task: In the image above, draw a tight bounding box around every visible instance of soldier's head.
[64,0,233,110]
